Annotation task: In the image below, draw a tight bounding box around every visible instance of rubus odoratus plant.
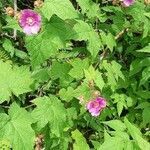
[0,0,150,149]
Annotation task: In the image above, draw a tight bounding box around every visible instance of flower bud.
[78,95,85,104]
[112,0,119,5]
[34,0,43,8]
[88,80,94,88]
[15,11,21,20]
[144,0,150,5]
[5,7,14,17]
[93,90,101,98]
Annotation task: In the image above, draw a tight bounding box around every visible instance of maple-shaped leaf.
[72,129,90,150]
[0,61,33,103]
[124,118,150,150]
[76,0,100,19]
[50,61,73,87]
[41,0,78,20]
[26,16,75,68]
[69,58,89,79]
[0,103,35,150]
[84,65,105,90]
[71,20,102,58]
[31,96,67,137]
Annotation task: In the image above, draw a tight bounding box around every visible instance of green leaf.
[0,61,33,103]
[102,60,124,91]
[50,61,73,87]
[135,102,150,109]
[59,87,74,102]
[103,120,126,131]
[124,141,136,150]
[142,107,150,126]
[71,129,90,150]
[91,140,101,150]
[0,139,11,149]
[50,61,71,80]
[130,58,150,76]
[111,94,127,116]
[101,32,116,52]
[31,96,67,137]
[124,118,150,150]
[69,58,89,79]
[41,0,78,20]
[26,16,75,68]
[74,81,92,101]
[2,39,15,57]
[112,131,130,141]
[0,103,35,150]
[136,44,150,53]
[117,102,124,117]
[140,67,150,85]
[32,68,50,83]
[84,65,105,90]
[76,0,100,18]
[72,20,102,58]
[3,17,22,31]
[98,137,125,150]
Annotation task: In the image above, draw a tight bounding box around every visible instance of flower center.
[92,101,100,108]
[26,17,35,26]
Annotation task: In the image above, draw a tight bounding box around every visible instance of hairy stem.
[13,0,17,39]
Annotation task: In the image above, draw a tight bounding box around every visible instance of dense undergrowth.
[0,0,150,149]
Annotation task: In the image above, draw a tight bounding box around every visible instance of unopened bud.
[112,0,119,5]
[15,11,21,20]
[93,90,101,98]
[78,95,84,104]
[34,0,43,8]
[88,80,94,88]
[144,0,150,5]
[5,7,14,17]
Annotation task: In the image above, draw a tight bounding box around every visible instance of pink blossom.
[87,97,106,117]
[19,9,41,35]
[123,0,135,7]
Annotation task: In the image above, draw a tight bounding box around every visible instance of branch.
[13,0,17,40]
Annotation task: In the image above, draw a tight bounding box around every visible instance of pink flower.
[123,0,135,7]
[87,97,106,117]
[19,9,41,35]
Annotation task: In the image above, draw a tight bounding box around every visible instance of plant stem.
[13,0,17,40]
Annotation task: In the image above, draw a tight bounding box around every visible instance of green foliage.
[26,15,75,68]
[71,129,90,150]
[72,20,102,58]
[0,103,35,150]
[124,118,150,150]
[136,44,150,53]
[103,120,126,131]
[0,61,33,102]
[41,0,78,20]
[76,0,100,18]
[31,96,67,137]
[0,0,150,149]
[69,58,89,79]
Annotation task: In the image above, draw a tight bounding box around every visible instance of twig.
[35,134,44,150]
[0,105,10,108]
[95,0,99,30]
[115,28,128,40]
[95,28,128,69]
[13,0,17,40]
[0,32,15,39]
[24,104,35,109]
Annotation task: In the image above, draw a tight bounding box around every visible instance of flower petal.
[23,26,32,35]
[31,25,40,34]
